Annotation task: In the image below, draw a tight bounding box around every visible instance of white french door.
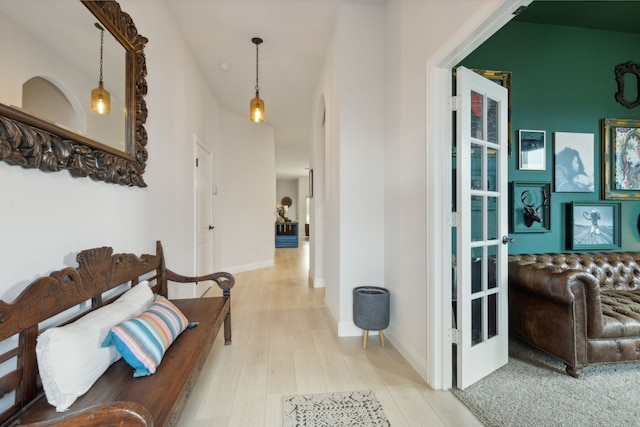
[455,66,509,389]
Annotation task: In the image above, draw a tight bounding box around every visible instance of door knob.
[209,225,215,230]
[502,235,514,245]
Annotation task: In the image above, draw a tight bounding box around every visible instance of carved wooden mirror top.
[615,61,640,109]
[0,0,148,187]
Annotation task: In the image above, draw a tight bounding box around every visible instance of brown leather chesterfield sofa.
[509,252,640,378]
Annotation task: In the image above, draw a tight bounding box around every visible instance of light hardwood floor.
[177,239,482,426]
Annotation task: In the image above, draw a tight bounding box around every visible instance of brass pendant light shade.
[91,81,111,115]
[91,23,110,115]
[250,91,264,123]
[249,37,264,123]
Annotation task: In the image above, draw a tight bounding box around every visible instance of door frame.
[425,0,532,390]
[194,135,214,296]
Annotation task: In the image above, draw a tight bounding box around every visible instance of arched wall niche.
[22,76,83,134]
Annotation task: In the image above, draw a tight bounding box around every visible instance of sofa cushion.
[35,282,155,412]
[600,291,640,338]
[103,296,195,377]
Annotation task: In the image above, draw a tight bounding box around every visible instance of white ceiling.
[162,0,543,180]
[164,0,344,180]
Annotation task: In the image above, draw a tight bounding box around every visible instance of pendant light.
[249,37,264,123]
[91,23,111,115]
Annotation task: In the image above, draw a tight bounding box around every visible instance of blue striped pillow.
[103,296,196,377]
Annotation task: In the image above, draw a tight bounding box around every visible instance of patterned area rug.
[283,390,390,427]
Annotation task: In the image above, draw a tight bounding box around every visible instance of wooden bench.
[0,241,234,427]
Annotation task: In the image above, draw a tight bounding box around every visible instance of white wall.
[134,0,212,276]
[311,0,509,384]
[309,96,327,288]
[384,0,514,384]
[313,2,386,335]
[0,0,276,302]
[337,3,386,336]
[217,111,276,273]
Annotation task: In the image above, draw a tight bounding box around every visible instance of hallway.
[178,240,481,426]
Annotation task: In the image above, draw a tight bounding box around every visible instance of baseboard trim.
[386,326,429,382]
[224,259,274,274]
[338,320,362,337]
[310,277,326,288]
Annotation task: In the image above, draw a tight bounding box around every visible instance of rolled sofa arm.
[18,401,153,427]
[509,263,599,302]
[509,262,604,337]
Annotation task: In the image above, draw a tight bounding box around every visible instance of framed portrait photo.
[518,130,546,170]
[569,201,620,251]
[554,132,595,193]
[602,118,640,200]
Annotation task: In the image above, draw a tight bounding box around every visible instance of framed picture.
[569,201,620,250]
[602,118,640,200]
[518,130,546,170]
[510,182,551,233]
[308,168,314,197]
[471,69,512,156]
[554,132,595,193]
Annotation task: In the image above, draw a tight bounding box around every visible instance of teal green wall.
[460,22,640,253]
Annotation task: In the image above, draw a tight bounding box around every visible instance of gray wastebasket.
[353,286,390,349]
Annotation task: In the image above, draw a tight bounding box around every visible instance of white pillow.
[36,281,154,412]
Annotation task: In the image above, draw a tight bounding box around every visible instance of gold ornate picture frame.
[602,118,640,200]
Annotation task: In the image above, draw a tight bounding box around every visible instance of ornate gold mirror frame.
[0,0,148,187]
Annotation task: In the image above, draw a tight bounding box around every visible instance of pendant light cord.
[255,42,260,92]
[96,23,105,84]
[99,29,104,83]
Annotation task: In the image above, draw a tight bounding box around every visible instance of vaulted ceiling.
[163,0,636,179]
[164,0,343,180]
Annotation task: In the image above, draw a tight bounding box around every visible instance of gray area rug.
[283,390,390,427]
[453,338,639,426]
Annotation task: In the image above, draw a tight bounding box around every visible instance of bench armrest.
[19,401,153,427]
[166,269,235,297]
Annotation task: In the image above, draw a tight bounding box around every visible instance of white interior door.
[455,66,509,389]
[195,139,214,296]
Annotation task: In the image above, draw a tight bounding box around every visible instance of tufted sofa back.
[509,252,640,291]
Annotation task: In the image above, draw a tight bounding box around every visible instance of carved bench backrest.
[0,242,168,425]
[509,252,640,291]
